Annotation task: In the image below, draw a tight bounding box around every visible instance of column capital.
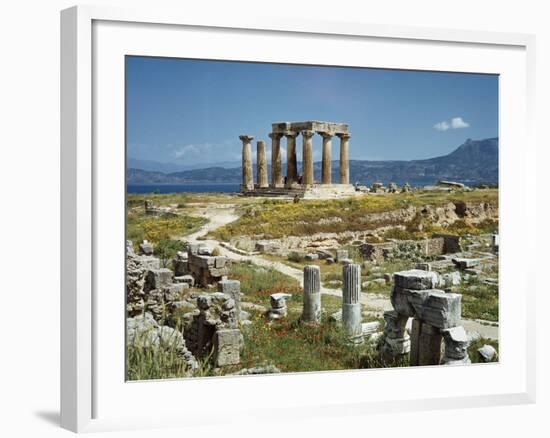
[336,133,351,140]
[301,129,315,139]
[239,135,254,142]
[318,131,333,140]
[283,130,298,139]
[268,132,283,140]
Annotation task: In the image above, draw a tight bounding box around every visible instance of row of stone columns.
[240,131,351,189]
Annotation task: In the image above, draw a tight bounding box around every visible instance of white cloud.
[433,121,450,131]
[450,117,470,129]
[434,117,470,131]
[172,143,213,159]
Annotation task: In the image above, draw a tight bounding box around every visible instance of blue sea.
[127,183,240,194]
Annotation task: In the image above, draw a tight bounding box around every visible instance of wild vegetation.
[126,211,206,247]
[209,189,498,240]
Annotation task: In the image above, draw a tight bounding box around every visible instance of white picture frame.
[60,4,536,433]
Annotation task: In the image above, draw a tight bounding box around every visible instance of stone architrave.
[301,130,315,186]
[239,135,254,190]
[337,133,351,184]
[256,140,269,188]
[302,265,321,323]
[319,132,333,184]
[269,132,283,187]
[284,131,298,187]
[342,263,363,343]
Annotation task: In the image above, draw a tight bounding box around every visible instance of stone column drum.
[239,135,254,190]
[285,131,298,187]
[302,265,321,323]
[256,140,269,188]
[269,132,283,187]
[337,133,351,184]
[320,132,333,184]
[342,263,363,343]
[301,130,315,186]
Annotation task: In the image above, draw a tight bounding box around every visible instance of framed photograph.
[61,5,536,433]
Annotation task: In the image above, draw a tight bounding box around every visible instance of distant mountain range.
[127,137,498,187]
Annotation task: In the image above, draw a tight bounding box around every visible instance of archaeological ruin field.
[126,187,499,380]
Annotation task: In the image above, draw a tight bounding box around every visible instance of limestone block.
[214,257,227,268]
[137,256,161,270]
[415,262,432,271]
[139,240,154,255]
[478,344,498,362]
[390,286,417,317]
[336,249,349,261]
[197,245,213,256]
[172,258,189,276]
[174,274,195,287]
[304,253,319,261]
[213,329,241,367]
[145,268,173,290]
[219,279,241,318]
[452,258,480,270]
[188,243,200,255]
[438,271,461,287]
[326,257,335,264]
[394,269,439,290]
[421,291,462,329]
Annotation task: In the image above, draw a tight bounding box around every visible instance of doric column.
[284,131,298,187]
[256,140,268,188]
[302,265,321,323]
[337,133,351,184]
[239,135,254,190]
[320,132,333,184]
[301,130,315,186]
[342,263,363,343]
[268,132,283,188]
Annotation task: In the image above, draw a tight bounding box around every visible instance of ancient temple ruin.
[240,121,355,198]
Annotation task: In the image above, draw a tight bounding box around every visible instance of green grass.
[229,261,302,305]
[241,311,408,373]
[209,189,498,240]
[458,280,499,322]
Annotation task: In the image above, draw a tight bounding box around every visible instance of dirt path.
[180,203,499,340]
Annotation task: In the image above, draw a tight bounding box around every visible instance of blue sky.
[126,56,498,167]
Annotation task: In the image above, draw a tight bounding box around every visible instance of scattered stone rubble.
[127,312,198,373]
[187,243,230,287]
[382,269,471,366]
[126,239,246,371]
